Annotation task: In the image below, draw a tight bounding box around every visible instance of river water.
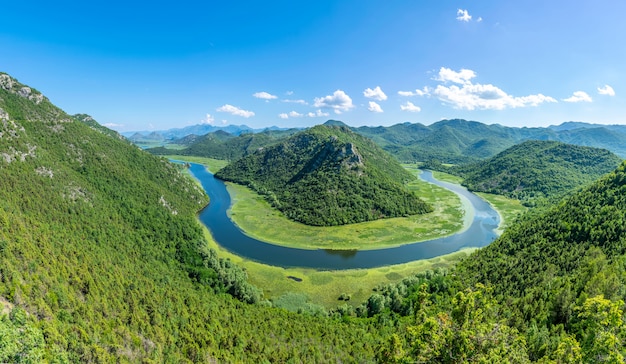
[189,163,500,270]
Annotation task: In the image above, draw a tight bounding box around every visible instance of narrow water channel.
[189,163,500,270]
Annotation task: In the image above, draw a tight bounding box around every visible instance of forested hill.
[452,140,623,204]
[355,119,626,163]
[215,124,432,226]
[0,73,386,362]
[457,160,626,359]
[371,160,626,362]
[148,128,299,160]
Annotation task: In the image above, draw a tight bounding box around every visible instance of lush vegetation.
[449,140,623,205]
[0,73,386,362]
[216,124,432,226]
[5,71,626,362]
[147,128,298,160]
[355,118,626,163]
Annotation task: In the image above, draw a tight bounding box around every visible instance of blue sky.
[2,1,625,131]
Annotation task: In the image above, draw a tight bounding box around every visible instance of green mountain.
[215,125,432,226]
[369,160,626,362]
[0,73,386,362]
[453,140,623,204]
[354,119,626,163]
[148,128,299,160]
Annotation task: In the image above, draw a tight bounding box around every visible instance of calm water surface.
[188,163,500,270]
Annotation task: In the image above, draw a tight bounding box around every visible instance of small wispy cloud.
[363,86,388,101]
[307,109,330,118]
[598,85,616,96]
[103,123,124,128]
[216,104,255,118]
[563,91,592,103]
[282,99,308,105]
[435,67,476,84]
[368,101,383,113]
[279,109,329,119]
[202,113,215,125]
[400,101,421,112]
[253,91,277,100]
[398,87,430,97]
[456,9,472,22]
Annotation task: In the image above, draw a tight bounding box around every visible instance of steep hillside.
[371,161,626,362]
[456,160,626,359]
[0,73,383,362]
[455,140,623,204]
[216,125,432,226]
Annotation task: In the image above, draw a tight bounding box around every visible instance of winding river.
[189,163,500,270]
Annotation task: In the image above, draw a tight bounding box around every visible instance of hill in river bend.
[215,124,432,226]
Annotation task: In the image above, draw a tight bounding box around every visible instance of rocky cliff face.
[0,74,45,104]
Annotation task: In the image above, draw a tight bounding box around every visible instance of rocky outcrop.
[0,73,46,104]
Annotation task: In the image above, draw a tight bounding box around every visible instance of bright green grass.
[165,155,229,172]
[202,226,474,308]
[476,192,527,233]
[175,156,497,308]
[225,169,466,250]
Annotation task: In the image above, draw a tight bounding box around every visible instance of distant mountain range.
[140,119,626,162]
[123,124,289,141]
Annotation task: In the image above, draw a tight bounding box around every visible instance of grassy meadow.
[168,155,523,308]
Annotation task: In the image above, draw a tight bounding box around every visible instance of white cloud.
[285,91,294,96]
[563,91,592,103]
[282,99,308,105]
[289,111,303,117]
[253,91,277,100]
[456,9,472,22]
[202,113,215,125]
[307,109,330,118]
[363,86,388,101]
[368,101,384,113]
[400,101,421,112]
[598,85,615,96]
[431,67,557,110]
[477,17,483,22]
[216,104,255,118]
[398,87,430,97]
[436,67,476,84]
[103,123,124,128]
[314,90,354,114]
[279,110,327,119]
[434,83,557,110]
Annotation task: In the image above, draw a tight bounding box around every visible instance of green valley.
[3,70,626,362]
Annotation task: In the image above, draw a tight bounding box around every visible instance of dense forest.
[0,73,386,362]
[215,124,432,226]
[147,128,298,161]
[3,72,626,362]
[144,118,626,166]
[445,140,623,205]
